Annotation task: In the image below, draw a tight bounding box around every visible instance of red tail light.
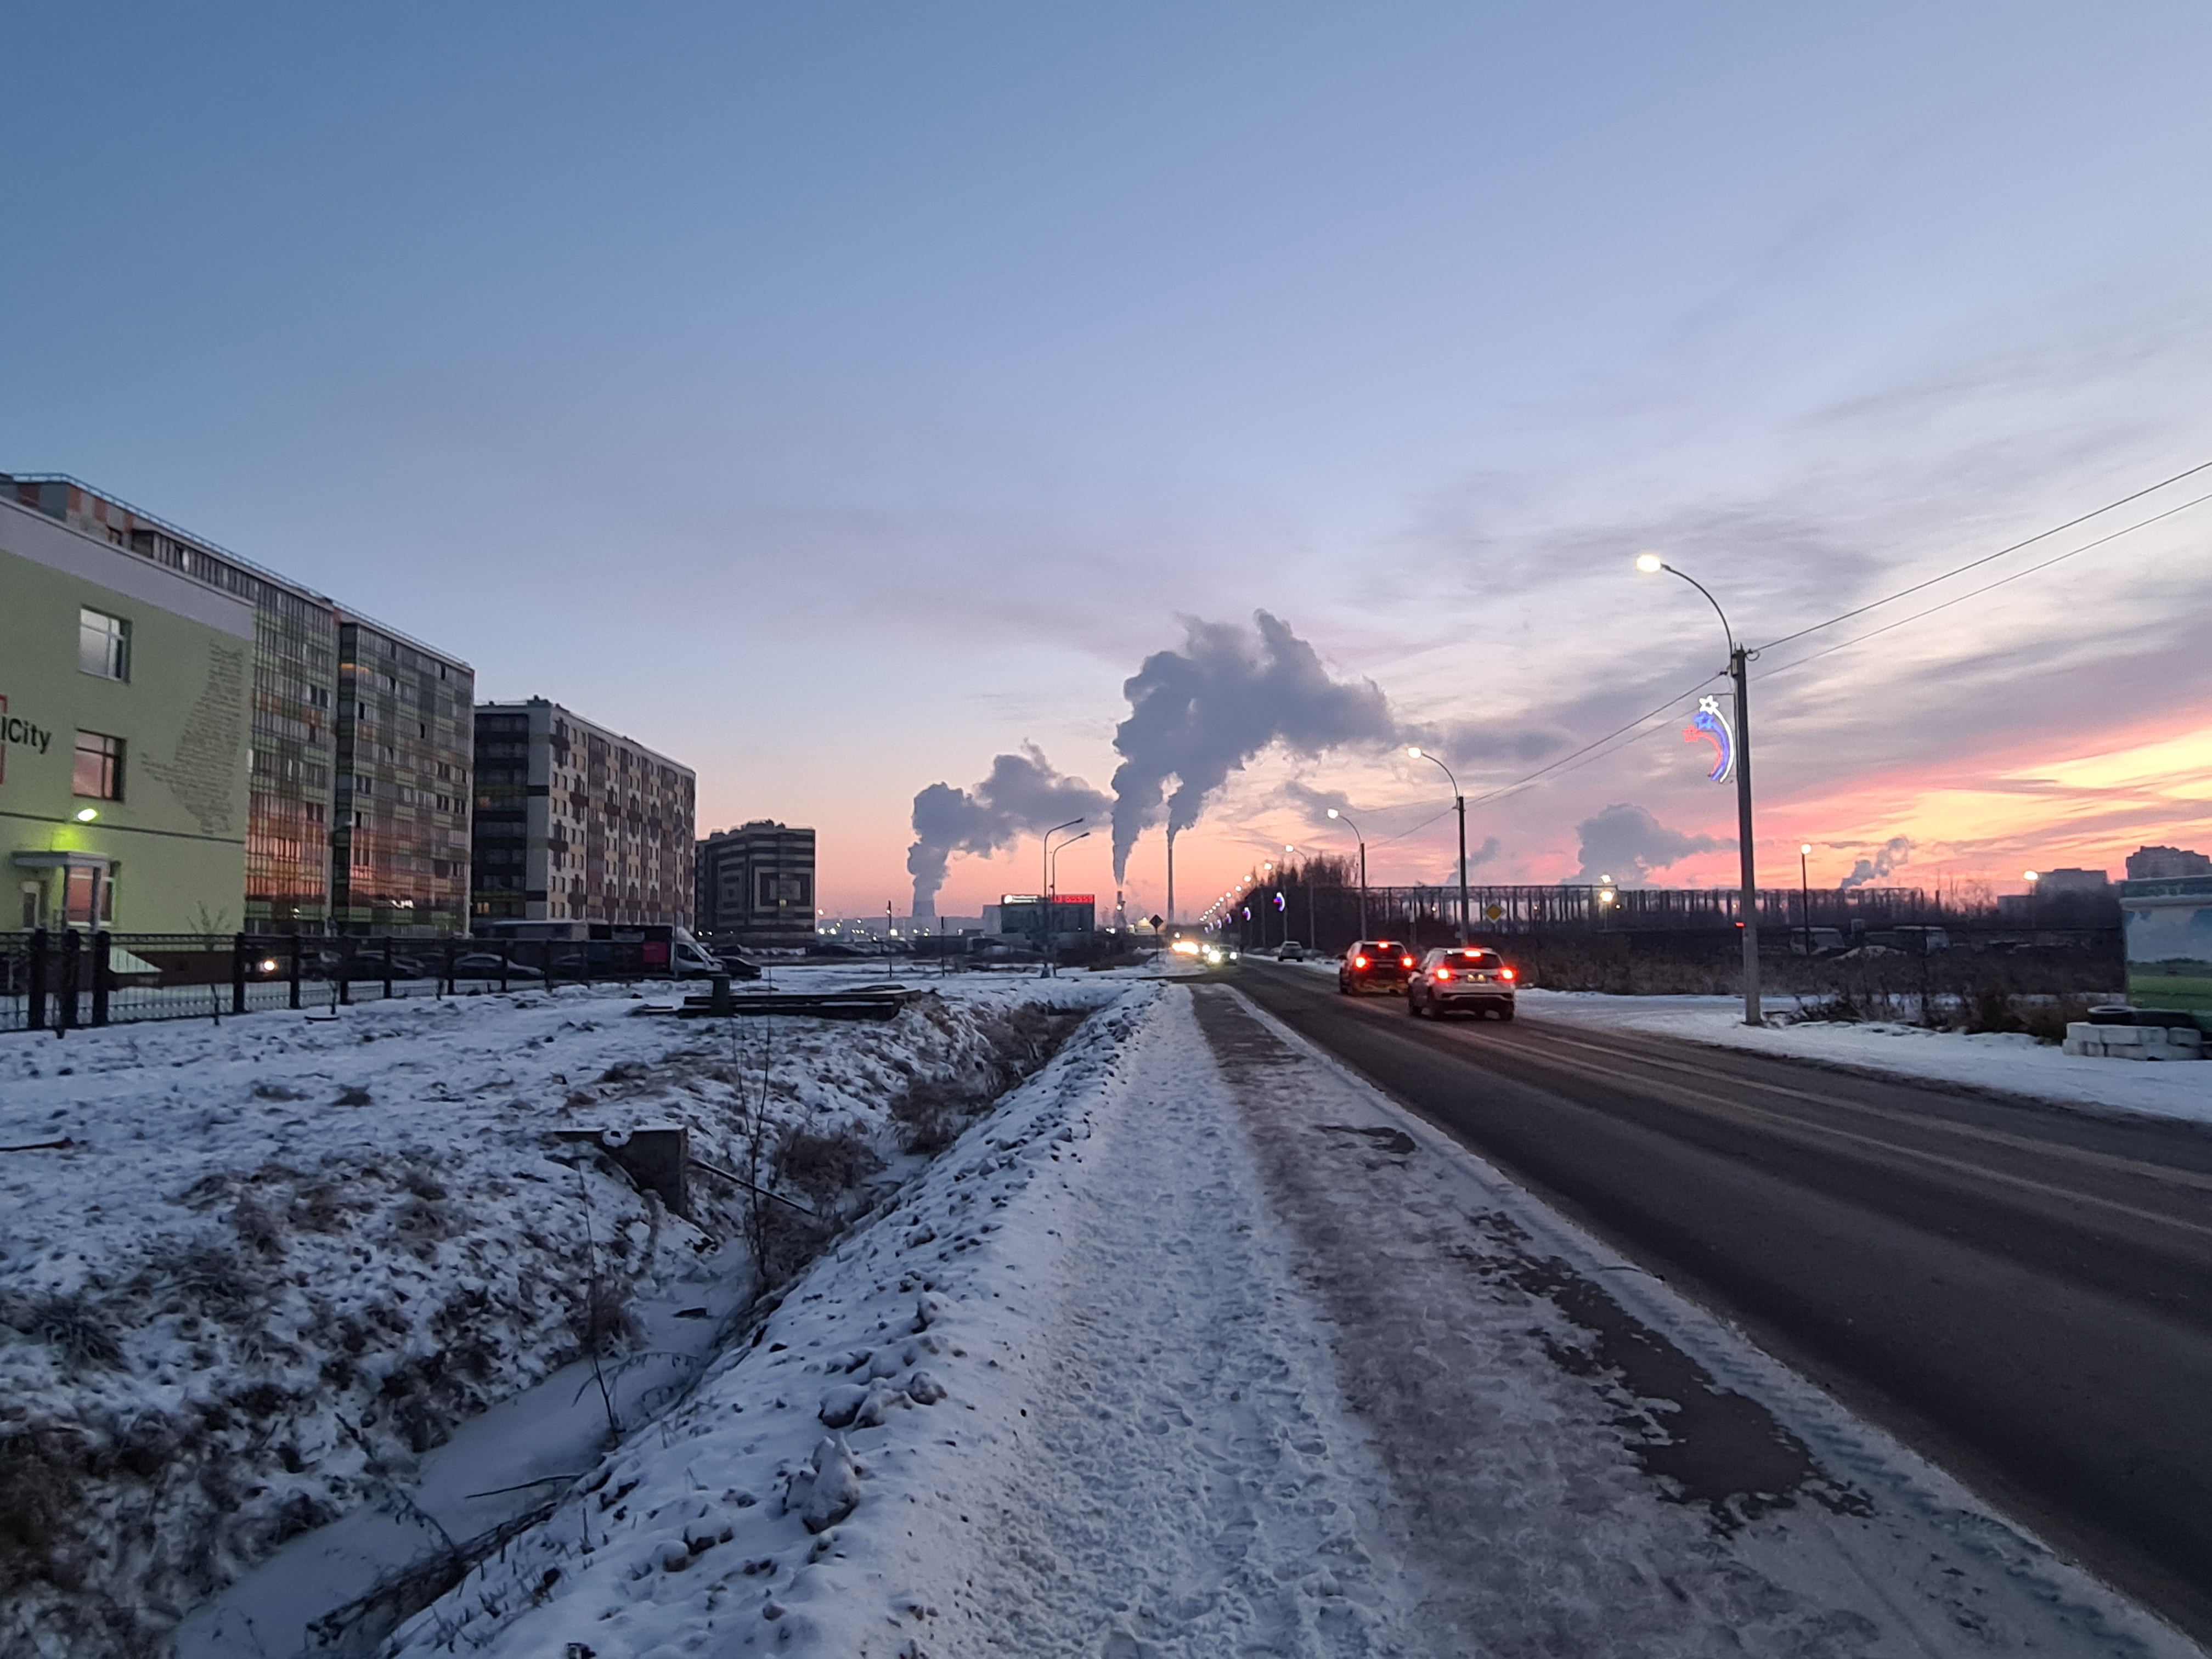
[1500,967,1515,980]
[1401,956,1415,968]
[1434,966,1453,981]
[1353,955,1368,968]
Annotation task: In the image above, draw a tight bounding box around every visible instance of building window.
[73,732,125,800]
[78,608,131,681]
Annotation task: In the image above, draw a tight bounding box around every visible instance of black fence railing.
[1224,881,2120,958]
[0,931,689,1035]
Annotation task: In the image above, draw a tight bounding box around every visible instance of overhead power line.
[1757,486,2212,684]
[1370,670,1726,848]
[1340,459,2212,861]
[1754,456,2212,654]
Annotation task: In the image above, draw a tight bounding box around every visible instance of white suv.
[1406,947,1517,1020]
[1277,940,1310,961]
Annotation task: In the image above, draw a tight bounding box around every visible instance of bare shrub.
[567,1273,638,1357]
[1788,994,1866,1024]
[229,1193,286,1260]
[167,1239,259,1321]
[0,1291,124,1370]
[889,1076,988,1154]
[0,1429,83,1587]
[776,1124,883,1207]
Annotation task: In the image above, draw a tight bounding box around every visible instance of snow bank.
[0,974,1111,1657]
[1516,989,2212,1126]
[382,986,1179,1658]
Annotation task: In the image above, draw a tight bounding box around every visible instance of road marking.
[1515,1024,2212,1199]
[1467,1035,2212,1246]
[1243,972,2212,1244]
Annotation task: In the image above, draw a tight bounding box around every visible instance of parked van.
[475,920,728,977]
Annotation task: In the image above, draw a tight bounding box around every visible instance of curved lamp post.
[1407,747,1469,947]
[1041,817,1085,977]
[1637,552,1761,1025]
[1325,808,1369,941]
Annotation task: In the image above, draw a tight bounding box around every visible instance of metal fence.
[1235,880,2120,957]
[0,930,688,1035]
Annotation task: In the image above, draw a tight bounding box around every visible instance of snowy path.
[945,994,1410,1657]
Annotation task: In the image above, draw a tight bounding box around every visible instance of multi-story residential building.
[1,494,255,932]
[696,820,815,949]
[471,699,695,926]
[5,474,339,930]
[4,474,479,937]
[330,614,475,935]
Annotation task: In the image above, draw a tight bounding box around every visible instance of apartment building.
[330,615,475,935]
[0,494,256,932]
[471,699,695,926]
[3,473,477,935]
[696,820,816,949]
[5,475,338,928]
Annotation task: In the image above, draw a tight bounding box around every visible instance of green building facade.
[1,495,255,933]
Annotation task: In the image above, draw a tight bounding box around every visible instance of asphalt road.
[1231,960,2212,1644]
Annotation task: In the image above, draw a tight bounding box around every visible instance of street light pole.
[1327,808,1368,941]
[1041,817,1084,978]
[1638,554,1761,1026]
[1288,844,1313,945]
[1798,843,1813,960]
[1046,830,1090,977]
[1408,747,1469,947]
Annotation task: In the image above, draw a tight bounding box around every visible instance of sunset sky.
[3,3,2208,918]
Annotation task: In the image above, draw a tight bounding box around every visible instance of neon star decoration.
[1685,695,1735,784]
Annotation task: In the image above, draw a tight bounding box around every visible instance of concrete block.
[555,1123,691,1215]
[2064,1023,2202,1061]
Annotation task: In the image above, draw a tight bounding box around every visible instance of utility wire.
[1316,464,2212,866]
[1370,671,1724,846]
[1757,487,2212,684]
[1754,457,2212,654]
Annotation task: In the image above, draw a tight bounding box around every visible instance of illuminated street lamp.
[1407,746,1469,946]
[1326,808,1369,940]
[1638,552,1763,1026]
[1286,843,1316,944]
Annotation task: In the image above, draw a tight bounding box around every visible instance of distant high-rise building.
[2035,867,2109,895]
[330,615,474,935]
[696,821,815,950]
[2126,845,2211,880]
[472,699,695,925]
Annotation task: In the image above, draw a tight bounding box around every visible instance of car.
[1277,940,1310,961]
[1406,946,1517,1019]
[449,952,547,981]
[1338,939,1416,995]
[1202,943,1240,967]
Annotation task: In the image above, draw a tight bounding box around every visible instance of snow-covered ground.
[1514,989,2212,1127]
[0,967,1125,1658]
[360,982,2196,1658]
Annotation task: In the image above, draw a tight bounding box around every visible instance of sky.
[3,1,2208,920]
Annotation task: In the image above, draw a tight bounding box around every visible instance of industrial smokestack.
[1109,611,1396,882]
